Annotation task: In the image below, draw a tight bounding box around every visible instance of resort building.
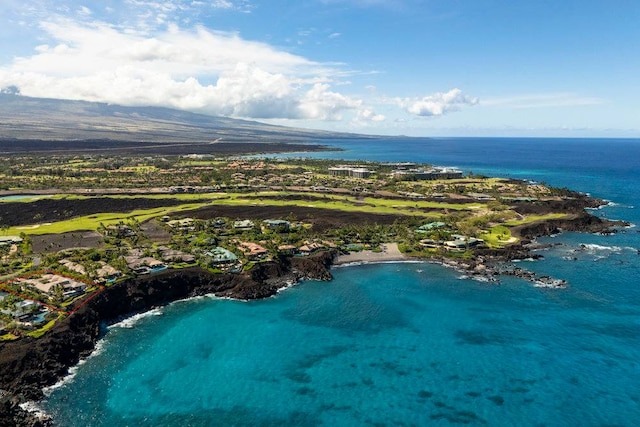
[328,165,374,179]
[390,166,463,181]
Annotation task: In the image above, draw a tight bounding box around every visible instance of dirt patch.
[141,220,172,244]
[31,231,104,253]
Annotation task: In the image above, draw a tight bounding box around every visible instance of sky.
[1,0,639,137]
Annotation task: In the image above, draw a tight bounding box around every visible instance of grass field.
[480,225,517,247]
[504,213,569,226]
[4,191,566,236]
[8,202,211,235]
[5,191,485,235]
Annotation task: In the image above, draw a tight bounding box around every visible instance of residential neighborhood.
[0,157,577,340]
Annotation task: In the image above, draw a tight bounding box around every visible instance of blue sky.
[1,0,638,137]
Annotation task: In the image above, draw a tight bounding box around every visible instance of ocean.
[44,138,640,426]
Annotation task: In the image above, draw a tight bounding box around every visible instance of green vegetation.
[480,225,516,247]
[6,202,211,235]
[504,213,569,226]
[0,155,590,339]
[26,313,65,339]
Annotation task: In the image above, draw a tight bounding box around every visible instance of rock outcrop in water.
[512,212,624,239]
[0,251,335,426]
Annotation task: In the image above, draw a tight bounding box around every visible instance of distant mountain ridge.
[0,94,367,143]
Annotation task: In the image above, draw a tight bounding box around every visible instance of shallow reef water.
[45,137,640,426]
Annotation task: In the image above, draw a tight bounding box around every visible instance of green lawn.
[504,213,569,226]
[480,225,517,247]
[8,202,211,235]
[5,191,505,236]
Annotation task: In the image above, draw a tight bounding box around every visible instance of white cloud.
[298,83,363,120]
[396,88,478,117]
[355,108,385,122]
[0,18,376,121]
[78,6,92,16]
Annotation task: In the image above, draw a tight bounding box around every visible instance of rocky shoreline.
[0,252,335,426]
[0,209,626,427]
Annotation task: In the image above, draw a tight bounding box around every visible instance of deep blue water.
[45,138,640,426]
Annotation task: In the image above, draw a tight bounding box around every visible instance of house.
[94,262,122,283]
[205,247,238,266]
[166,218,195,231]
[298,242,325,255]
[19,274,88,298]
[0,300,47,325]
[238,242,268,260]
[233,220,255,230]
[124,253,167,273]
[59,259,87,276]
[415,222,447,234]
[157,246,196,263]
[419,239,440,249]
[0,236,23,246]
[443,235,484,250]
[277,244,297,255]
[263,219,291,232]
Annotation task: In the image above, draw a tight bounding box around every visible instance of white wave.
[42,339,107,396]
[109,308,163,329]
[19,401,50,420]
[533,279,567,289]
[276,280,298,294]
[512,257,537,262]
[578,243,636,253]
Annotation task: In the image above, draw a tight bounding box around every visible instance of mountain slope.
[0,94,364,143]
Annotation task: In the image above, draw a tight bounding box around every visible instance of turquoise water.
[45,138,640,426]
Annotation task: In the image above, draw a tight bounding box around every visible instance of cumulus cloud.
[0,18,383,121]
[396,88,478,117]
[0,6,460,127]
[355,108,385,122]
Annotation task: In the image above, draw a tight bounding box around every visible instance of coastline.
[0,209,627,426]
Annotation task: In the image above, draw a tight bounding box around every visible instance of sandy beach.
[333,243,410,265]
